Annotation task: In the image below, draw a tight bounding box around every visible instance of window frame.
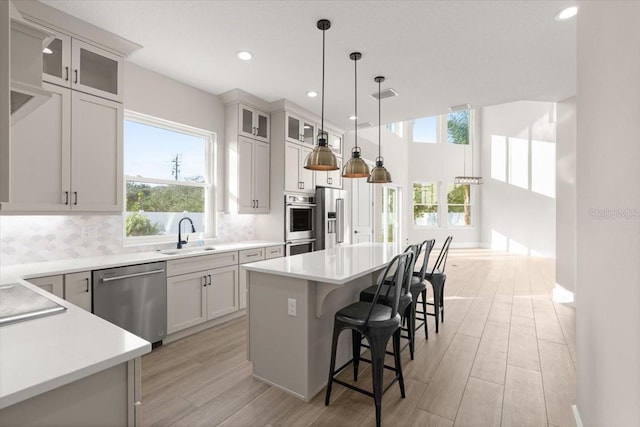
[412,181,440,228]
[123,110,216,245]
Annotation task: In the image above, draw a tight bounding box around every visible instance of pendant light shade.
[304,19,339,171]
[367,76,392,184]
[343,52,370,178]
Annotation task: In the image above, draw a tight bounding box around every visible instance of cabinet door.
[238,103,257,140]
[27,275,64,298]
[64,271,91,311]
[285,113,303,144]
[237,137,255,213]
[254,110,270,143]
[71,91,123,212]
[302,120,315,146]
[329,131,342,156]
[253,141,270,212]
[299,146,315,193]
[326,157,343,189]
[206,265,238,319]
[6,83,71,212]
[284,142,301,192]
[167,271,207,334]
[42,32,72,88]
[71,39,123,102]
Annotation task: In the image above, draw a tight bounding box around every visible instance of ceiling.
[38,0,577,130]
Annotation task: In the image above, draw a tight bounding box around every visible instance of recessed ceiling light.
[555,6,578,21]
[237,51,252,60]
[348,115,357,120]
[43,47,53,54]
[307,91,318,98]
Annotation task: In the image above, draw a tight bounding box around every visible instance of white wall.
[576,2,640,425]
[556,97,577,294]
[479,100,556,257]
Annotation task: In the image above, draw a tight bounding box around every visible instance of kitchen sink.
[158,246,217,255]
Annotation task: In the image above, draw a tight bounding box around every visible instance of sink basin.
[159,246,217,255]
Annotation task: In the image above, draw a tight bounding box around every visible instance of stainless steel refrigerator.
[315,187,346,250]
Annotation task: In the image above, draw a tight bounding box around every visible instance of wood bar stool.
[325,251,414,427]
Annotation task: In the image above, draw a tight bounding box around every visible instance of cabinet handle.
[65,66,69,81]
[208,274,212,286]
[74,69,78,84]
[301,182,305,189]
[64,191,69,205]
[85,278,90,293]
[73,191,78,205]
[328,177,332,185]
[203,276,207,287]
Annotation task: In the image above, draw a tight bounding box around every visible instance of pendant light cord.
[320,26,325,145]
[354,56,358,150]
[378,78,381,160]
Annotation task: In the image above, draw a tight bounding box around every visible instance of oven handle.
[286,239,316,245]
[286,203,317,207]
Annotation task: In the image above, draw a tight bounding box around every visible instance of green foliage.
[447,184,471,225]
[126,212,162,237]
[447,111,469,144]
[126,182,204,213]
[413,183,438,223]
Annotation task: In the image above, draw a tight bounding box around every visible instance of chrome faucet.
[177,217,196,249]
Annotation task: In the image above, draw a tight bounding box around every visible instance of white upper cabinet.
[2,83,122,213]
[238,103,270,143]
[284,142,315,194]
[316,157,343,189]
[286,113,315,146]
[328,130,342,157]
[42,29,123,102]
[237,136,270,213]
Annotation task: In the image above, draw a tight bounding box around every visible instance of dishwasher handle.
[100,269,165,283]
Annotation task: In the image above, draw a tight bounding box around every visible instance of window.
[447,110,469,145]
[413,182,439,226]
[385,121,404,138]
[412,116,438,143]
[447,184,471,226]
[124,111,215,240]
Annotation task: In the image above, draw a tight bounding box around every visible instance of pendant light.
[304,19,339,171]
[342,52,370,178]
[367,76,392,183]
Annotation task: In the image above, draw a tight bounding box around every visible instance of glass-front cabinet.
[239,103,270,143]
[328,130,342,156]
[286,113,315,145]
[42,29,123,102]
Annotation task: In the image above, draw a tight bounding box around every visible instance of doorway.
[377,185,401,244]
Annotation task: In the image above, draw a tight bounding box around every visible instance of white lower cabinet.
[238,248,265,310]
[166,252,239,334]
[27,271,92,311]
[64,271,92,311]
[27,275,64,298]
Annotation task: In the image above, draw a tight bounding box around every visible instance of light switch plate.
[287,298,296,316]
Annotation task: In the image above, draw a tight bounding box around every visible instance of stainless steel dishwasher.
[92,261,167,344]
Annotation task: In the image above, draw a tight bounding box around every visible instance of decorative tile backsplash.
[0,213,256,266]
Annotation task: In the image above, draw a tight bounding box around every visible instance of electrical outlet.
[81,226,99,239]
[287,298,297,317]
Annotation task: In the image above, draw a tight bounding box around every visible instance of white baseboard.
[572,405,584,427]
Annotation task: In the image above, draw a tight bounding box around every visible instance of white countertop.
[0,280,150,410]
[0,240,282,410]
[0,240,284,284]
[242,243,403,285]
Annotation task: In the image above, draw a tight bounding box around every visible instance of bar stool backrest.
[430,235,453,275]
[364,251,414,328]
[416,239,436,280]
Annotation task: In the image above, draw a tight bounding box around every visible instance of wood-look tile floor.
[141,249,576,427]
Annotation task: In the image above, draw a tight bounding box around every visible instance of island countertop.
[241,243,403,285]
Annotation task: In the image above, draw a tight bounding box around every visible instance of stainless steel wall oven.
[284,194,316,255]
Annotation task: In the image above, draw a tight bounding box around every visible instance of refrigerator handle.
[336,198,344,244]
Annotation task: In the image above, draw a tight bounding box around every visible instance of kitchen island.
[0,280,150,426]
[242,243,403,401]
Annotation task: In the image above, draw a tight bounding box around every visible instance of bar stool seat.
[325,251,414,427]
